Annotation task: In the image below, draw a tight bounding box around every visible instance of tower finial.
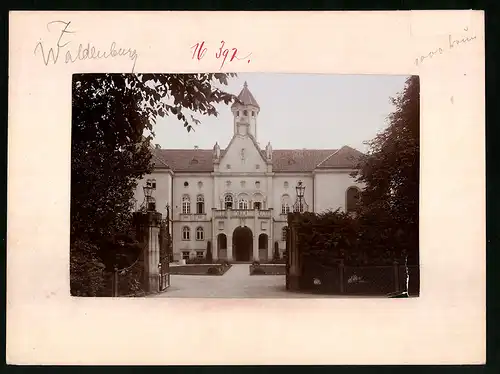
[244,81,248,88]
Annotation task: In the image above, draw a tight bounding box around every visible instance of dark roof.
[231,81,260,109]
[315,146,365,169]
[152,146,363,172]
[271,149,338,172]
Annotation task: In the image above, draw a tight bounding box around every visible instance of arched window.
[182,195,191,214]
[182,226,190,241]
[253,192,264,210]
[282,227,288,242]
[224,194,233,210]
[346,186,361,212]
[196,194,205,214]
[196,227,204,241]
[238,194,249,210]
[281,194,291,214]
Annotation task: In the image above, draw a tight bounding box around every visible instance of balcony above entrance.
[213,208,273,219]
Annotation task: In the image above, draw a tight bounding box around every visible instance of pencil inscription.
[34,21,139,72]
[415,27,477,66]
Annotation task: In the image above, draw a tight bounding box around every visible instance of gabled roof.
[151,146,363,173]
[219,132,268,165]
[153,149,214,172]
[270,149,338,172]
[315,145,365,169]
[231,81,260,109]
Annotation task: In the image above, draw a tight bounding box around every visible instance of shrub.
[216,259,230,266]
[70,240,106,296]
[273,242,280,262]
[206,241,213,263]
[187,257,208,265]
[207,267,220,275]
[251,267,266,275]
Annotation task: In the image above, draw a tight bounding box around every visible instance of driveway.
[153,264,332,298]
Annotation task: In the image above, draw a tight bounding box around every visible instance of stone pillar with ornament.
[134,211,162,293]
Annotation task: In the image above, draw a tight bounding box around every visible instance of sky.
[151,73,409,153]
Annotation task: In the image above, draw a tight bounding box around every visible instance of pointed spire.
[231,81,260,109]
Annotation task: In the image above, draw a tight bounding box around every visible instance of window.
[224,194,233,210]
[182,226,191,241]
[282,227,288,241]
[236,111,239,116]
[240,180,246,188]
[196,227,204,241]
[281,204,290,214]
[281,194,291,214]
[182,195,191,214]
[252,111,255,117]
[226,164,231,169]
[256,164,260,169]
[239,199,249,210]
[198,181,203,188]
[184,181,189,187]
[284,181,289,188]
[254,202,262,210]
[243,110,248,116]
[196,251,204,259]
[255,181,260,188]
[196,195,205,214]
[182,251,190,260]
[218,221,224,230]
[261,221,267,230]
[346,187,361,213]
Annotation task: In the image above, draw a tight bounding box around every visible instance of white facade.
[134,82,364,262]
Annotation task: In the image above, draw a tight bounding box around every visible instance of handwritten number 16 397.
[191,41,251,70]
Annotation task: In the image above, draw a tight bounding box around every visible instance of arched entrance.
[217,233,228,260]
[232,226,253,262]
[258,233,268,262]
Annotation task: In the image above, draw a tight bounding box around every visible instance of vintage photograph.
[70,73,420,298]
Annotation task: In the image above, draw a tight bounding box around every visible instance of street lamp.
[295,180,305,213]
[165,203,172,262]
[143,183,155,211]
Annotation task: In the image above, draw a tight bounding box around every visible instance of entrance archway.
[232,226,253,262]
[217,233,228,260]
[258,233,268,262]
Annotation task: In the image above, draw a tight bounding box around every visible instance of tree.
[206,240,213,263]
[273,241,280,262]
[71,73,237,293]
[352,76,420,265]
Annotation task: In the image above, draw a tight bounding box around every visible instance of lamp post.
[165,203,172,262]
[295,180,305,213]
[143,183,154,211]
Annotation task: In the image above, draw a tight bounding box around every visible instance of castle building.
[134,82,364,262]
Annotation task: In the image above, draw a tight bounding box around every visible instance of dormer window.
[243,110,248,116]
[252,111,255,116]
